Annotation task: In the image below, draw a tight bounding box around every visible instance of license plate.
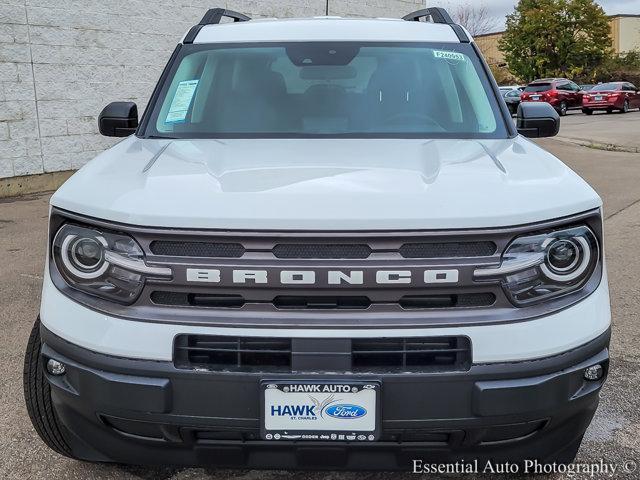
[595,96,603,101]
[532,95,541,100]
[261,381,380,442]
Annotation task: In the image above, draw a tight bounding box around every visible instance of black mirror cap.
[516,102,560,138]
[98,102,138,137]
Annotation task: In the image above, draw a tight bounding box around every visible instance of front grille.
[399,241,496,258]
[153,291,495,310]
[149,241,245,257]
[53,208,603,330]
[148,239,496,259]
[174,335,471,373]
[351,337,471,372]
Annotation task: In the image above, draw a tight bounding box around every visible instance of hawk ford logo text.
[185,268,459,285]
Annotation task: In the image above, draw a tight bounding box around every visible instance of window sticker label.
[433,50,466,62]
[165,80,199,123]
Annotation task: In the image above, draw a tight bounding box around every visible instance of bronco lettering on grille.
[185,268,459,286]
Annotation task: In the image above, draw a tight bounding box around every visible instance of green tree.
[499,0,611,81]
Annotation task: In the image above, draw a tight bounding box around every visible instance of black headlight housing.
[50,221,172,305]
[475,224,601,307]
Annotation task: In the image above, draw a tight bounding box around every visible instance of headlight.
[474,225,599,306]
[52,224,172,304]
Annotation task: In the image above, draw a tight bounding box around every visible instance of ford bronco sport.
[24,7,610,471]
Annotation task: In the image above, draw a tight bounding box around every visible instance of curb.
[555,136,640,154]
[0,171,75,199]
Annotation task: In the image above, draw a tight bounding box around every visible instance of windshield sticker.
[433,50,466,62]
[165,80,199,124]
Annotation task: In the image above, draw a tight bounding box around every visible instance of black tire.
[23,317,75,458]
[621,100,629,113]
[582,108,593,115]
[558,101,568,116]
[607,108,614,114]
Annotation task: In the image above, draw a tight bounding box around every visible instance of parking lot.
[1,111,639,479]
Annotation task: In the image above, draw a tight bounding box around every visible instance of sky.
[440,0,640,31]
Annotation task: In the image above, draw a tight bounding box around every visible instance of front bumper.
[41,325,610,470]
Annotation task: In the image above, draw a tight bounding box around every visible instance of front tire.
[23,317,75,459]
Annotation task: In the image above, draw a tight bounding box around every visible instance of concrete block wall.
[0,0,422,180]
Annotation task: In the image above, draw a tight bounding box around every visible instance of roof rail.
[183,8,251,44]
[402,7,454,24]
[199,8,251,25]
[402,7,470,43]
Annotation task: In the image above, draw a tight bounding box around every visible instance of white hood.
[51,136,601,230]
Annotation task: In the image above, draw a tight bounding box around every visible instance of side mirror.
[98,102,138,137]
[517,102,560,138]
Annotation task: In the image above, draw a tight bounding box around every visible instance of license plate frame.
[260,380,381,442]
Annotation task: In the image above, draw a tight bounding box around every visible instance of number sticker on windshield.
[433,50,466,62]
[165,80,199,124]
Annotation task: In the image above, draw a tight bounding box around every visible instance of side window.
[507,91,520,98]
[630,84,639,92]
[556,83,570,91]
[569,82,580,91]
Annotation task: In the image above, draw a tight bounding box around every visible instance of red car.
[582,82,640,115]
[520,78,584,116]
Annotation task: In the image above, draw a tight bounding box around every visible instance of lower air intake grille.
[351,337,471,372]
[174,335,471,373]
[174,335,292,372]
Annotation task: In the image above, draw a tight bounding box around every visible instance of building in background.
[476,14,640,67]
[610,14,640,53]
[0,0,422,192]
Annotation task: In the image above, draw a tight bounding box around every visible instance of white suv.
[24,7,610,471]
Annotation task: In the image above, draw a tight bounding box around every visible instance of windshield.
[590,83,621,92]
[524,83,552,93]
[142,42,508,139]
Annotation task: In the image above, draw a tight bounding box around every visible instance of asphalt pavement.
[1,111,639,479]
[553,109,640,152]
